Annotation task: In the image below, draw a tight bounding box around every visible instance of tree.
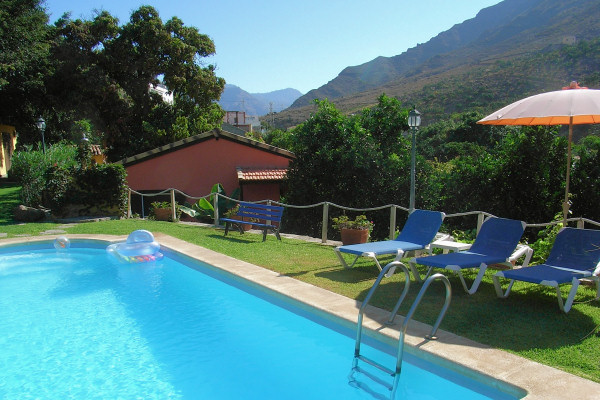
[44,6,225,160]
[263,129,294,150]
[439,126,565,227]
[491,126,565,223]
[418,111,504,162]
[0,0,50,130]
[284,98,424,239]
[571,135,600,222]
[359,94,408,153]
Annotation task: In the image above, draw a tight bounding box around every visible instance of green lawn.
[1,184,600,383]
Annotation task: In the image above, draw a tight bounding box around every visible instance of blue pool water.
[0,241,522,399]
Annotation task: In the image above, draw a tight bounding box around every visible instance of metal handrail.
[352,261,411,362]
[392,273,451,398]
[349,267,451,399]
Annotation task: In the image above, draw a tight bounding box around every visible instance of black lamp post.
[36,117,46,154]
[407,108,421,213]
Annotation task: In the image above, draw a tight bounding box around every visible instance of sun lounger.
[493,227,600,313]
[409,217,526,294]
[334,209,445,276]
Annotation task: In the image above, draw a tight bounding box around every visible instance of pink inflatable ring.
[107,230,164,263]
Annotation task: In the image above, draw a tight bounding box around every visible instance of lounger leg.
[492,274,515,298]
[448,263,487,295]
[334,248,360,269]
[562,277,582,313]
[374,250,406,278]
[408,259,425,283]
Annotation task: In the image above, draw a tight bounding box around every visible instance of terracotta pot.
[154,208,172,221]
[340,228,369,245]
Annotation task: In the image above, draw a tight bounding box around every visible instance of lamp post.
[407,107,421,213]
[36,117,46,154]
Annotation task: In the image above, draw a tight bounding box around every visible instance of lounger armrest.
[509,244,533,268]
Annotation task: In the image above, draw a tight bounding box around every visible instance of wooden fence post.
[322,202,329,243]
[170,189,176,221]
[127,188,132,219]
[267,199,272,225]
[214,193,219,226]
[389,205,397,240]
[477,212,484,234]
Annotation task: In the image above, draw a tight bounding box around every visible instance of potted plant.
[151,201,177,221]
[332,214,374,245]
[223,204,247,231]
[223,204,260,231]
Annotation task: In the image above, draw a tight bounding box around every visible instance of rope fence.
[127,187,600,244]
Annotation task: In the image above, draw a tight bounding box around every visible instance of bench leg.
[224,221,230,236]
[262,229,267,241]
[274,229,281,241]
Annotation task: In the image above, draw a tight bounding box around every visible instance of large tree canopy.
[284,96,432,238]
[281,98,590,239]
[46,6,225,160]
[1,2,225,160]
[0,0,50,127]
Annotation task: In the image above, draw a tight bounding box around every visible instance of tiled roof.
[90,144,103,156]
[236,167,288,182]
[119,128,295,167]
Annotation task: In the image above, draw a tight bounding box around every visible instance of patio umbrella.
[477,82,600,225]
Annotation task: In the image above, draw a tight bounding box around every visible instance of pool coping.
[2,233,600,399]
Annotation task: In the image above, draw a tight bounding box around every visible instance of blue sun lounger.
[334,209,445,276]
[493,227,600,313]
[409,217,526,294]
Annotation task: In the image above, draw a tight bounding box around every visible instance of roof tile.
[236,167,288,182]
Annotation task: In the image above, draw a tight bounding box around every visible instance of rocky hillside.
[272,0,600,129]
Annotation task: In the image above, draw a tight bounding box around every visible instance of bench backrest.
[237,202,284,225]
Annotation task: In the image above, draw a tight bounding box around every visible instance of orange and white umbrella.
[478,82,600,225]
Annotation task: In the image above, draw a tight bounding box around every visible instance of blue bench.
[221,202,284,241]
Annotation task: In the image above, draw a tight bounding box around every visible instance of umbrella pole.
[562,119,573,226]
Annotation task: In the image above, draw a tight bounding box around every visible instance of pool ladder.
[348,261,451,399]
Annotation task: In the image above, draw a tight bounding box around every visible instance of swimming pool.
[0,239,523,399]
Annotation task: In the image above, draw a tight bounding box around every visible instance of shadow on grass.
[289,264,377,283]
[344,266,600,353]
[310,257,599,354]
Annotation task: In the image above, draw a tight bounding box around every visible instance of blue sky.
[44,0,501,94]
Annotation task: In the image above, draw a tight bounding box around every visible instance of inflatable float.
[54,236,70,250]
[106,230,163,263]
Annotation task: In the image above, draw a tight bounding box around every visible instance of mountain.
[273,0,600,128]
[218,84,302,116]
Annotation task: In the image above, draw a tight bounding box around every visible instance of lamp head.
[408,108,421,128]
[36,117,46,131]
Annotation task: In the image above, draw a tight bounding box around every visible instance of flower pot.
[340,228,369,245]
[154,208,172,221]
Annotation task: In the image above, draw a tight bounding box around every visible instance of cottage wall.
[125,135,291,202]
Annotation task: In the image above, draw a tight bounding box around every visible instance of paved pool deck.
[2,232,600,399]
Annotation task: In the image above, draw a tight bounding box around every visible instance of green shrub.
[528,215,563,264]
[9,143,127,217]
[68,164,128,217]
[42,164,74,212]
[10,143,78,206]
